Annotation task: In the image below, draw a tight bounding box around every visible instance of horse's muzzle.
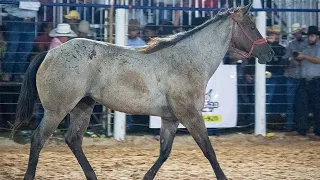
[257,49,275,64]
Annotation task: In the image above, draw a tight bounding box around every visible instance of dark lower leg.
[294,82,309,135]
[65,97,96,180]
[310,80,320,135]
[24,129,43,180]
[144,118,179,180]
[65,136,97,180]
[182,113,227,180]
[24,111,64,180]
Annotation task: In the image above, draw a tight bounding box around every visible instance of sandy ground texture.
[0,133,319,180]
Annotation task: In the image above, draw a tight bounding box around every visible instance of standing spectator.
[127,19,146,47]
[34,22,54,52]
[226,51,255,126]
[0,25,7,60]
[142,23,158,43]
[64,10,81,35]
[294,26,320,138]
[0,0,39,82]
[128,0,149,27]
[173,0,196,31]
[192,0,218,17]
[78,20,93,38]
[0,25,7,74]
[155,0,175,24]
[283,23,307,131]
[266,25,287,116]
[49,24,77,50]
[38,0,54,23]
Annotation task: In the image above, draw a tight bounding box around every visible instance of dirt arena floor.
[0,133,319,180]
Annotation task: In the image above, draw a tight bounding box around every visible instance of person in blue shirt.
[127,19,146,47]
[1,0,39,82]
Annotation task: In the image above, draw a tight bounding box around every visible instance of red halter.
[230,12,268,58]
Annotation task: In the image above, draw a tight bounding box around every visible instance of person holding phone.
[294,26,320,138]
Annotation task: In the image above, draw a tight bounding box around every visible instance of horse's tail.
[12,51,48,138]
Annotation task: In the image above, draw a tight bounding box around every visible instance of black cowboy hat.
[307,26,319,35]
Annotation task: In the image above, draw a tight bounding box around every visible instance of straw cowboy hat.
[64,10,80,20]
[78,20,92,35]
[49,24,77,37]
[291,23,302,34]
[267,24,281,33]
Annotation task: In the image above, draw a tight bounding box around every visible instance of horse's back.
[36,39,171,117]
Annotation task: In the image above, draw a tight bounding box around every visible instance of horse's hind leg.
[177,110,227,180]
[65,97,97,180]
[24,109,68,180]
[144,118,179,180]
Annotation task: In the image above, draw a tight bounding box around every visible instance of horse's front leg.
[177,109,227,180]
[143,117,179,180]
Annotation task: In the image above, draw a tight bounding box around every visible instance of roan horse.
[13,4,274,180]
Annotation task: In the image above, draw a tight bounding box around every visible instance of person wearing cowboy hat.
[64,10,81,34]
[265,24,287,118]
[293,26,320,138]
[49,23,77,50]
[78,20,93,38]
[282,23,308,132]
[266,24,281,43]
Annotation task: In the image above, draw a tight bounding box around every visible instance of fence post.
[114,0,127,141]
[253,0,267,136]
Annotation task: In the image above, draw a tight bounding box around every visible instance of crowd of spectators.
[232,22,320,138]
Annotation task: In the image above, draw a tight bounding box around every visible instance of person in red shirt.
[34,22,53,52]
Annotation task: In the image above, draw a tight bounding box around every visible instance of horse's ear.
[241,3,252,15]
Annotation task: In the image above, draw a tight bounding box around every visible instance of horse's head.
[230,4,274,64]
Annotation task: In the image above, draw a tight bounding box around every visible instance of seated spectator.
[142,23,158,43]
[49,24,77,50]
[64,10,81,35]
[192,17,209,27]
[35,22,54,52]
[158,21,178,37]
[78,20,93,38]
[127,19,146,47]
[1,1,39,82]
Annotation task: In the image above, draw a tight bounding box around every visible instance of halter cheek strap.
[230,12,268,58]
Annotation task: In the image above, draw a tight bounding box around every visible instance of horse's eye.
[251,26,256,30]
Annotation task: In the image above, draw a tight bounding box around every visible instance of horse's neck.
[178,16,232,78]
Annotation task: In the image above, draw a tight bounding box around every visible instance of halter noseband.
[230,12,267,58]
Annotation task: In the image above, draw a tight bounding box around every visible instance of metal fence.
[0,0,319,136]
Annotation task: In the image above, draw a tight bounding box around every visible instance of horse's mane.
[139,8,238,54]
